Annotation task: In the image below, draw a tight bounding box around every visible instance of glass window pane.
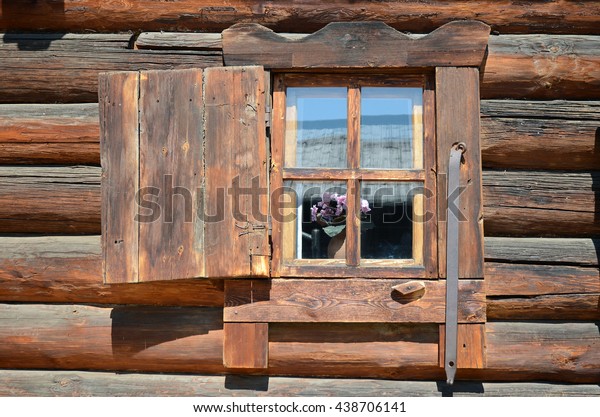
[360,181,424,260]
[285,87,347,168]
[283,181,346,260]
[360,87,423,169]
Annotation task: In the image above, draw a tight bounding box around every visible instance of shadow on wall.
[1,0,65,50]
[110,306,223,357]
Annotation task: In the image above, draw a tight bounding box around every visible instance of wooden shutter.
[204,66,270,278]
[99,66,269,283]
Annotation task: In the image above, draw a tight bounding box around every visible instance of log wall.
[0,2,599,390]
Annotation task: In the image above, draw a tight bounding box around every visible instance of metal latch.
[445,142,467,385]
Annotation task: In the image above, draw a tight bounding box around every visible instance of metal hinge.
[445,141,467,386]
[265,105,271,129]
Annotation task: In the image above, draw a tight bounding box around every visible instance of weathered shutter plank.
[99,72,139,284]
[204,66,270,278]
[436,67,485,279]
[138,69,204,282]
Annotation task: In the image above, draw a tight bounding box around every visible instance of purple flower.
[335,194,347,216]
[360,199,371,214]
[310,205,318,222]
[312,192,368,224]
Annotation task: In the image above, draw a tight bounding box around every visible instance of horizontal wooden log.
[0,304,226,374]
[481,322,600,382]
[1,1,599,34]
[0,33,221,103]
[3,370,600,397]
[3,101,598,170]
[0,235,587,300]
[0,166,100,234]
[2,33,600,102]
[0,236,223,307]
[484,237,599,266]
[0,304,598,382]
[0,104,99,165]
[486,263,599,296]
[482,34,600,100]
[481,102,600,170]
[482,170,600,237]
[1,235,597,320]
[487,294,600,321]
[3,166,598,237]
[225,279,485,323]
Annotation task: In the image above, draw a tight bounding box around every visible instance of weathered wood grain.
[484,237,599,266]
[222,21,490,69]
[0,33,221,103]
[0,104,99,165]
[0,236,224,307]
[436,67,484,278]
[0,304,226,374]
[486,263,599,296]
[99,71,139,283]
[136,32,222,50]
[137,69,204,282]
[224,279,485,323]
[0,166,100,234]
[481,114,600,171]
[5,371,600,397]
[482,100,600,171]
[204,66,270,278]
[482,322,600,382]
[1,1,598,34]
[483,170,600,237]
[488,294,600,321]
[2,303,598,382]
[481,100,600,121]
[482,34,600,100]
[1,33,600,102]
[223,323,269,369]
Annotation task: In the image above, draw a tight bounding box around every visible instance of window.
[271,74,437,278]
[100,20,491,372]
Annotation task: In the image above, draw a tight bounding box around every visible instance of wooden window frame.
[270,72,438,279]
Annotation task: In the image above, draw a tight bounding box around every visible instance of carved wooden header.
[222,21,491,69]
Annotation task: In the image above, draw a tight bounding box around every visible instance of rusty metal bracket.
[445,142,466,385]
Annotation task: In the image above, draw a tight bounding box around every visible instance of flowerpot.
[327,229,346,259]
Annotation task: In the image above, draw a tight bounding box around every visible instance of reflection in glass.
[360,87,423,169]
[283,181,346,259]
[285,87,347,168]
[360,182,423,260]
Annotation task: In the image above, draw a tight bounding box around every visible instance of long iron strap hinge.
[445,142,467,385]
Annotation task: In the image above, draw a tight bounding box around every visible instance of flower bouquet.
[310,192,371,238]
